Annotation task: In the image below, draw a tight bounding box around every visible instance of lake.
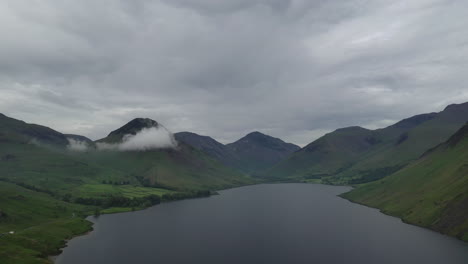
[55,184,468,264]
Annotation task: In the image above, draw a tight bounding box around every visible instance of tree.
[94,208,101,217]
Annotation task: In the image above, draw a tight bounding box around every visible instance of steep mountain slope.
[226,131,300,174]
[0,113,68,146]
[267,102,468,182]
[342,123,468,242]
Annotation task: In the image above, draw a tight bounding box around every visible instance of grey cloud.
[0,0,467,146]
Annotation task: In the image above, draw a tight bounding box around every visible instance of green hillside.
[0,181,92,264]
[342,123,468,242]
[267,102,468,183]
[265,126,377,180]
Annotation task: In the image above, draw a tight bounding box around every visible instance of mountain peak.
[98,118,160,143]
[244,131,268,138]
[334,126,369,133]
[108,118,159,136]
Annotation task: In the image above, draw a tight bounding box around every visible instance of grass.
[0,181,93,264]
[74,184,173,198]
[100,207,135,214]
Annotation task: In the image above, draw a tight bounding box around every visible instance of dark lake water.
[56,184,468,264]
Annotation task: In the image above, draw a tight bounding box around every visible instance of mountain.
[264,126,378,180]
[342,123,468,242]
[175,131,300,175]
[266,102,468,183]
[226,131,300,174]
[174,132,241,169]
[91,118,253,190]
[0,114,252,199]
[96,118,161,143]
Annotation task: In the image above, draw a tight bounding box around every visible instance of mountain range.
[0,101,467,263]
[175,131,300,175]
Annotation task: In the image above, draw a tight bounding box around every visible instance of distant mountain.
[226,131,300,174]
[174,132,241,169]
[267,102,468,183]
[0,114,252,192]
[342,123,468,242]
[175,131,300,175]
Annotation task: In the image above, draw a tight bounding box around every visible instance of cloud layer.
[1,0,468,146]
[117,127,177,151]
[95,127,177,151]
[66,138,90,152]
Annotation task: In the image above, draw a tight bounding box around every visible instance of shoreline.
[338,191,468,244]
[49,183,256,263]
[50,182,467,263]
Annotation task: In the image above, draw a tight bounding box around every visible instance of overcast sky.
[1,0,468,146]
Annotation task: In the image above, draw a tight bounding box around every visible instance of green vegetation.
[342,124,468,242]
[1,103,467,263]
[0,181,92,264]
[0,115,253,264]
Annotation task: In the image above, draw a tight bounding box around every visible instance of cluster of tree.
[347,165,405,184]
[304,173,330,180]
[134,176,177,190]
[101,180,131,185]
[75,194,161,208]
[0,177,55,196]
[161,190,211,201]
[75,190,211,209]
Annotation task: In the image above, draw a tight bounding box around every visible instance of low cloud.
[66,138,89,152]
[96,127,178,151]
